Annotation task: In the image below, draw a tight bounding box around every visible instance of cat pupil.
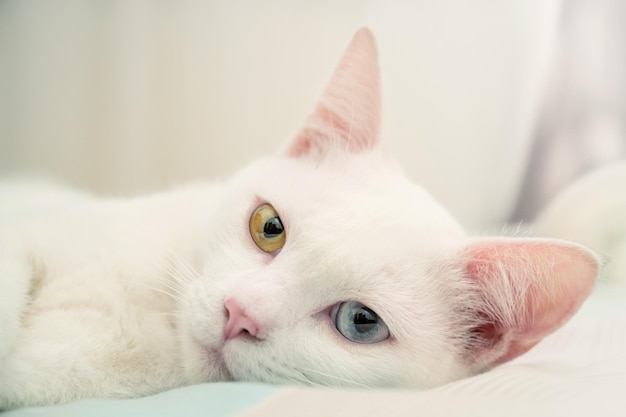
[263,217,284,238]
[353,309,377,333]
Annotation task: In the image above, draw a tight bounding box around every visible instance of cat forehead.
[237,149,399,192]
[233,151,464,257]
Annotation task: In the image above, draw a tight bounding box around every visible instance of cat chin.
[179,331,234,383]
[204,347,235,382]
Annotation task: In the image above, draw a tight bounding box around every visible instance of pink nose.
[223,298,260,341]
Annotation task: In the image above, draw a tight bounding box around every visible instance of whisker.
[151,263,188,297]
[147,307,183,315]
[296,367,371,389]
[285,370,325,387]
[147,285,187,305]
[166,249,202,283]
[156,250,201,286]
[158,256,193,287]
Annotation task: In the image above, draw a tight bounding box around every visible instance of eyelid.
[329,303,340,323]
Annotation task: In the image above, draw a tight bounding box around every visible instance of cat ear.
[285,28,381,158]
[461,238,600,368]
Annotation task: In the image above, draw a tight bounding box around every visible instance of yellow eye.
[249,204,286,253]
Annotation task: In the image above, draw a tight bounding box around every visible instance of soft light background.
[0,0,624,232]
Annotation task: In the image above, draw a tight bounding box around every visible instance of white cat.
[0,29,600,410]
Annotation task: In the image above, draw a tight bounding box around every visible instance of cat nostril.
[223,298,260,341]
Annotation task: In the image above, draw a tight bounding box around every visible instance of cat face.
[179,29,600,389]
[182,152,475,388]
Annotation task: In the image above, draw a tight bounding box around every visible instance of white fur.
[0,153,478,408]
[0,29,600,410]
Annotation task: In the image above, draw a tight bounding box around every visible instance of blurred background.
[0,0,624,232]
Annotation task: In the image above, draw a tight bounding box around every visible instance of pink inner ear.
[285,28,381,158]
[463,239,599,367]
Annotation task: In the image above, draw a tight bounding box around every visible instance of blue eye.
[334,301,390,344]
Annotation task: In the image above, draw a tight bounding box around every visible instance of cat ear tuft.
[284,28,381,159]
[461,238,600,368]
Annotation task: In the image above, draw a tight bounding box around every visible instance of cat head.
[179,29,600,388]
